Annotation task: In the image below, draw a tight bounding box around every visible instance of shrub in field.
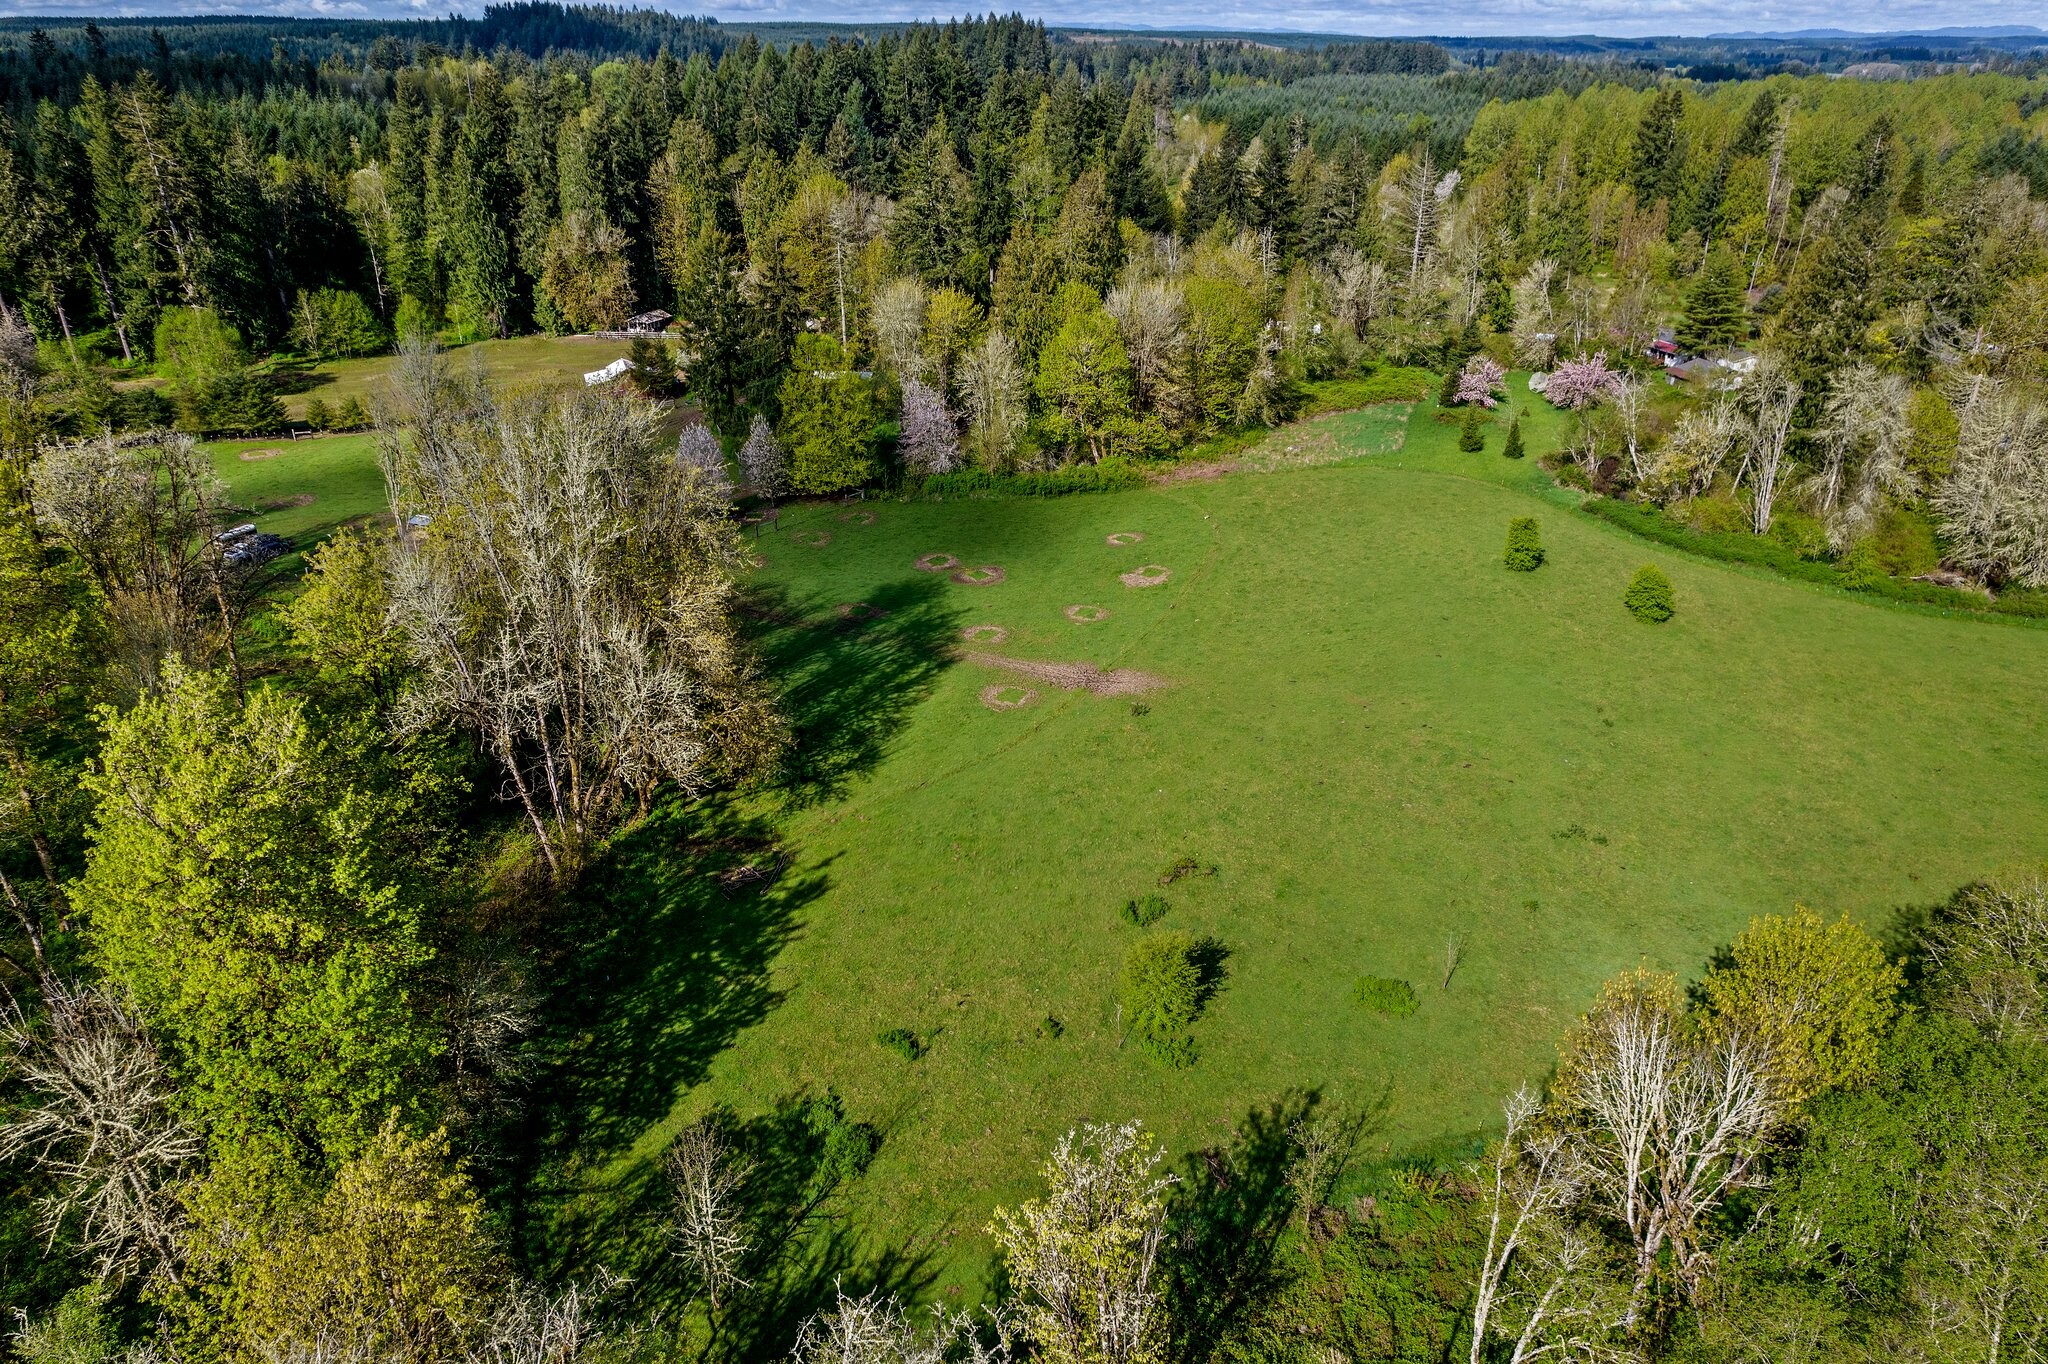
[1123,893,1169,927]
[1121,933,1202,1067]
[1624,564,1676,622]
[1502,414,1525,459]
[877,1027,923,1061]
[1458,408,1484,452]
[1353,976,1418,1017]
[1503,517,1544,571]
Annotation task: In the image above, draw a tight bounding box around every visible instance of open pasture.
[524,407,2048,1301]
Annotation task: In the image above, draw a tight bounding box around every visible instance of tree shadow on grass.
[501,794,826,1273]
[745,573,964,810]
[501,572,961,1289]
[1163,1086,1393,1362]
[536,1089,937,1362]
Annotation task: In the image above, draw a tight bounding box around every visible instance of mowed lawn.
[521,401,2048,1305]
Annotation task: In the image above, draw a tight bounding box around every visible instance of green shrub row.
[906,456,1150,500]
[1581,497,2048,621]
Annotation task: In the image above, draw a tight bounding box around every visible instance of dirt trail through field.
[961,651,1169,697]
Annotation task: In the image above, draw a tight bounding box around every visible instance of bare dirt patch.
[258,493,316,510]
[238,448,283,462]
[961,624,1009,644]
[1151,460,1236,485]
[1065,605,1110,624]
[980,684,1038,711]
[836,602,887,622]
[1106,531,1145,546]
[964,652,1168,697]
[951,564,1007,586]
[792,530,832,547]
[1119,565,1171,588]
[914,552,960,573]
[837,509,876,525]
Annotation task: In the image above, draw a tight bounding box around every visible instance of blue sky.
[5,0,2040,40]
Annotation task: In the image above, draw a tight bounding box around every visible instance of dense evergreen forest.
[1,6,2047,1362]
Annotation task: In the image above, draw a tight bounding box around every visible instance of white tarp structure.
[584,357,635,386]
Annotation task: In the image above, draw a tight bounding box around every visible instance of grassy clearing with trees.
[519,414,2048,1304]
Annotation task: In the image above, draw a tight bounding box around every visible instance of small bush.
[1458,408,1485,452]
[1036,1015,1064,1039]
[876,1027,923,1061]
[1353,976,1418,1017]
[334,396,369,430]
[1502,415,1525,459]
[1123,893,1170,927]
[1503,517,1544,571]
[1767,509,1830,561]
[1624,564,1676,622]
[1838,539,1888,591]
[1687,495,1749,535]
[304,397,332,431]
[1871,505,1940,578]
[1121,933,1203,1067]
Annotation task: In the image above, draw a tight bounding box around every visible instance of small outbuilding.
[624,310,673,335]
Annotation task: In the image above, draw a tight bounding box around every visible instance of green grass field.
[205,432,387,551]
[273,334,648,421]
[512,393,2048,1313]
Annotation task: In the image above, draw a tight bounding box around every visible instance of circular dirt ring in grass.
[961,624,1009,644]
[837,509,876,525]
[951,564,1007,586]
[1066,604,1110,624]
[914,552,960,573]
[259,493,316,510]
[792,530,832,548]
[1119,565,1171,588]
[836,602,887,622]
[980,684,1038,711]
[238,448,283,462]
[1106,531,1145,546]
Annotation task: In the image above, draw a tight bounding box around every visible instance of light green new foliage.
[75,664,448,1165]
[990,1121,1174,1364]
[1701,905,1904,1104]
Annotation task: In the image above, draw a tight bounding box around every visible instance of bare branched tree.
[467,1271,624,1364]
[378,340,779,879]
[1806,364,1915,548]
[1552,972,1782,1315]
[1510,259,1559,370]
[790,1282,1017,1364]
[1468,1087,1591,1364]
[871,278,929,381]
[1931,379,2048,587]
[1104,281,1185,413]
[30,431,250,694]
[1928,871,2048,1045]
[960,329,1027,470]
[664,1119,754,1313]
[1283,1108,1362,1234]
[0,979,197,1288]
[1729,357,1801,535]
